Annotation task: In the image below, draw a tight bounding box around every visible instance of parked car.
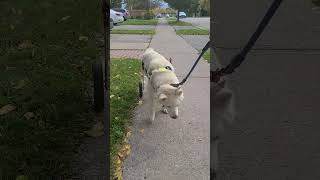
[178,11,187,18]
[110,18,114,29]
[113,8,130,21]
[110,9,124,25]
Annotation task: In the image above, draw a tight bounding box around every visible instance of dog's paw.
[162,108,168,114]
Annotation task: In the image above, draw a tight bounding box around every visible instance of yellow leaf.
[84,121,104,137]
[16,175,28,180]
[79,36,88,41]
[0,104,16,115]
[126,131,132,138]
[140,129,144,134]
[60,16,71,21]
[14,79,26,89]
[23,112,35,120]
[18,40,34,49]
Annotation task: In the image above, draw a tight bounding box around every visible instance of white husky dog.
[211,50,235,179]
[142,48,184,122]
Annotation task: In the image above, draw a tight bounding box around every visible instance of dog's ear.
[159,93,168,101]
[175,87,183,96]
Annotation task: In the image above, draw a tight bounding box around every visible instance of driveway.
[181,17,210,30]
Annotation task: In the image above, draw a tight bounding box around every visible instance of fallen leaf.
[23,112,35,120]
[117,97,121,100]
[117,144,131,161]
[110,94,115,98]
[126,131,132,138]
[79,36,88,41]
[84,121,104,137]
[139,129,144,134]
[137,100,143,105]
[60,16,71,22]
[11,8,16,14]
[14,80,26,89]
[0,104,16,115]
[115,117,119,120]
[16,175,28,180]
[6,66,16,71]
[18,40,34,49]
[113,156,123,180]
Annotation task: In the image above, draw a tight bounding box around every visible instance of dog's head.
[156,84,184,119]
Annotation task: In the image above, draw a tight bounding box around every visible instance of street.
[181,17,210,30]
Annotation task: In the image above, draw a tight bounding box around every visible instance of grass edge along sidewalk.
[120,19,158,25]
[0,0,101,177]
[111,29,155,35]
[110,58,141,179]
[176,28,209,35]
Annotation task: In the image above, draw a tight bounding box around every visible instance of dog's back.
[142,48,174,76]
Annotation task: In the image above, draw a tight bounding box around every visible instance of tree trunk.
[177,9,180,22]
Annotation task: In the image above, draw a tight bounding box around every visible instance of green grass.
[120,19,158,25]
[110,58,140,177]
[203,49,211,62]
[176,28,210,35]
[0,0,101,177]
[168,19,192,26]
[111,29,155,35]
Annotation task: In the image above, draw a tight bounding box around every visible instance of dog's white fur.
[142,48,184,122]
[211,50,236,177]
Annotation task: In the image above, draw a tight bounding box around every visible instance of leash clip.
[211,69,225,83]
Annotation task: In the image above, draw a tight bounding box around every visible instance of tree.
[127,0,147,10]
[165,0,197,21]
[199,0,210,14]
[110,0,122,8]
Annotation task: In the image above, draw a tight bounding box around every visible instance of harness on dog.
[211,0,283,83]
[146,66,174,90]
[146,66,173,78]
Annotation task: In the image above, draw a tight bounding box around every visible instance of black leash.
[211,0,283,83]
[171,41,210,87]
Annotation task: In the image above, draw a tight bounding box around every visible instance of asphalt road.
[181,17,210,30]
[212,0,320,179]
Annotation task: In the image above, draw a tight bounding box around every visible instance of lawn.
[176,28,210,35]
[110,59,140,179]
[168,19,192,26]
[111,29,155,35]
[120,19,158,25]
[0,0,101,177]
[203,49,211,62]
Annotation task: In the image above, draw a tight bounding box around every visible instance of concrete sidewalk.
[213,1,320,179]
[123,19,210,180]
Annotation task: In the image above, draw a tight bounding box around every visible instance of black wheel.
[139,81,143,98]
[92,61,104,113]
